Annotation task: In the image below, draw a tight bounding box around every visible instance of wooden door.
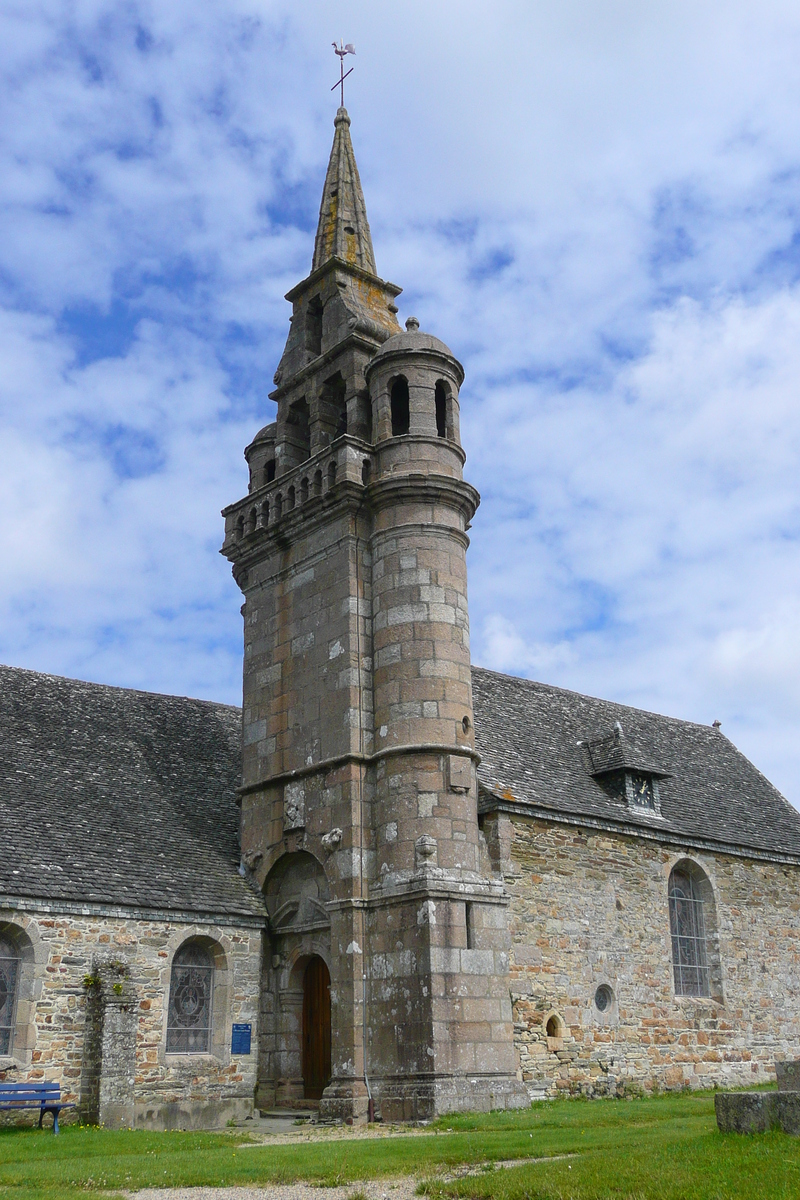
[302,956,331,1100]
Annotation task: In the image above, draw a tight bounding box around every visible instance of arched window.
[390,377,410,437]
[435,381,448,438]
[264,459,276,485]
[319,372,347,442]
[166,942,214,1053]
[0,937,19,1055]
[669,863,712,997]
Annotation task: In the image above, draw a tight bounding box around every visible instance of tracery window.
[0,937,19,1055]
[166,942,214,1053]
[668,865,711,997]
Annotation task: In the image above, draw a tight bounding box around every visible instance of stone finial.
[712,719,722,730]
[405,316,420,332]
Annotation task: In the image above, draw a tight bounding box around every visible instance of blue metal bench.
[0,1082,74,1133]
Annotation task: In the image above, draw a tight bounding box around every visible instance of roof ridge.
[0,662,240,713]
[470,664,730,739]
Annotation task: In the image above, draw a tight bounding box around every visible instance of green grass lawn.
[0,1091,797,1200]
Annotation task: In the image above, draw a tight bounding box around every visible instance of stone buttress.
[222,107,527,1121]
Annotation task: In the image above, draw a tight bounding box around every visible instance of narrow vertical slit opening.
[390,377,410,437]
[465,902,475,950]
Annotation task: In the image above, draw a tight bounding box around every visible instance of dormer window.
[580,722,669,818]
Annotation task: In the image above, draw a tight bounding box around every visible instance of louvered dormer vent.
[580,721,671,817]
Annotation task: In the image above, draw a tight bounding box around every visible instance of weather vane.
[331,40,356,107]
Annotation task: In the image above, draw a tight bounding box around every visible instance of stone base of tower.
[319,1077,371,1124]
[373,1073,529,1123]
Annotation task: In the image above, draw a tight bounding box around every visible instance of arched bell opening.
[283,396,311,468]
[390,376,410,437]
[435,380,448,438]
[317,372,348,446]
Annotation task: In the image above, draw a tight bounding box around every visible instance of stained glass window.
[669,868,710,997]
[166,942,214,1053]
[0,938,19,1056]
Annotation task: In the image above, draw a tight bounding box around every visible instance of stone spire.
[312,108,377,275]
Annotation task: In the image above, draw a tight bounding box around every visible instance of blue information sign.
[231,1023,252,1055]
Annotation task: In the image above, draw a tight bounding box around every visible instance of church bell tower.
[222,107,527,1121]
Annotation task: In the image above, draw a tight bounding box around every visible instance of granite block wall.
[0,908,262,1129]
[496,813,800,1097]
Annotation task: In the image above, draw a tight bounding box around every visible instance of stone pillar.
[80,958,137,1128]
[275,988,305,1106]
[321,900,370,1122]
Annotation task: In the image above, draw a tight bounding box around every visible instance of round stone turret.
[365,318,464,451]
[364,316,480,890]
[244,422,277,492]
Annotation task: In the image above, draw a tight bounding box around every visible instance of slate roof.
[472,667,800,862]
[0,665,264,918]
[3,662,798,916]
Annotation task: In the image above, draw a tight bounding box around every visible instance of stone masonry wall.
[498,814,800,1097]
[0,907,262,1129]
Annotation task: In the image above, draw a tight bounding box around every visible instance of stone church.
[2,108,800,1129]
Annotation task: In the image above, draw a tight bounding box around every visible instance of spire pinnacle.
[312,107,377,275]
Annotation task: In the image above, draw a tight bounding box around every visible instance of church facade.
[1,110,800,1128]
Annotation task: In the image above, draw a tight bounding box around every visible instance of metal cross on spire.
[331,40,356,107]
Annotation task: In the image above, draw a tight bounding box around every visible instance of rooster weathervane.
[332,40,356,107]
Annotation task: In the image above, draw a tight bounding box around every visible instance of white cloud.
[469,288,800,800]
[2,0,800,802]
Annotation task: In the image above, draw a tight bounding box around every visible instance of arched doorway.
[302,956,331,1101]
[261,853,331,1110]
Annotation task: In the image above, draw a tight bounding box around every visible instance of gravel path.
[130,1177,420,1200]
[129,1155,574,1200]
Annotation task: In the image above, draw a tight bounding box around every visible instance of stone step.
[257,1108,316,1122]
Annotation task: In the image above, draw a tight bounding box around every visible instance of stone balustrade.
[222,436,373,547]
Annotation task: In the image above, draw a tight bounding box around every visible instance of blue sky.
[3,1,800,802]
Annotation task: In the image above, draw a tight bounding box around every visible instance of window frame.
[0,937,20,1057]
[390,376,410,437]
[668,864,712,998]
[165,942,216,1055]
